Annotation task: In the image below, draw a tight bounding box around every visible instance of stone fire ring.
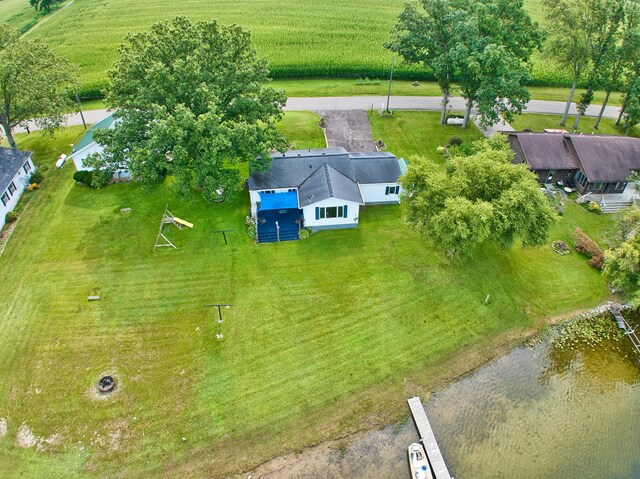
[98,376,116,393]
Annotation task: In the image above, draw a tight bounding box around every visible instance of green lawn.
[0,112,615,478]
[510,113,640,137]
[369,110,485,162]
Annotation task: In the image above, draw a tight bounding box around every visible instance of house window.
[1,192,9,207]
[385,185,400,195]
[8,182,16,196]
[23,161,32,175]
[575,170,588,188]
[315,205,348,220]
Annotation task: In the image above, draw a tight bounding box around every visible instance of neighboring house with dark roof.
[0,147,35,229]
[508,132,640,195]
[249,148,407,242]
[68,114,130,179]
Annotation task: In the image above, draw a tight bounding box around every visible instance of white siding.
[250,188,297,216]
[0,158,34,230]
[70,143,103,172]
[359,183,401,204]
[302,197,360,229]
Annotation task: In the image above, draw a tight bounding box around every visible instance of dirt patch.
[16,424,37,448]
[0,418,7,437]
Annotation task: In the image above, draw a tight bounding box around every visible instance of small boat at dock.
[408,442,434,479]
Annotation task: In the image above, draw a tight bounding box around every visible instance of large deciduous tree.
[387,0,541,129]
[541,0,590,127]
[0,24,77,149]
[92,16,287,202]
[401,135,557,258]
[572,0,625,130]
[386,0,466,124]
[593,0,640,129]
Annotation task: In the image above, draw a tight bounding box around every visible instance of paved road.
[13,95,621,133]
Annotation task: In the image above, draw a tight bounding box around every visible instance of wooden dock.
[407,396,453,479]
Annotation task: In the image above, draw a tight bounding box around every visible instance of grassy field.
[510,113,640,137]
[0,112,615,477]
[0,0,573,97]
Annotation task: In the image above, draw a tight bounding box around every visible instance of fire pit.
[98,376,116,393]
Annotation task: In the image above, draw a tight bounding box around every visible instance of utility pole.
[386,56,396,113]
[74,86,87,130]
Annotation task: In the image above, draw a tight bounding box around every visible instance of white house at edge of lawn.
[248,148,407,242]
[0,146,36,230]
[68,113,130,179]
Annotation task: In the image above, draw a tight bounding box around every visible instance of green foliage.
[587,201,602,214]
[29,170,44,184]
[603,204,640,300]
[0,24,77,149]
[5,211,18,223]
[388,0,542,127]
[246,214,257,238]
[72,170,92,185]
[94,16,287,203]
[299,228,311,240]
[29,0,63,12]
[552,313,624,350]
[402,135,557,258]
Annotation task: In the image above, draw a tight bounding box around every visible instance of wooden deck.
[407,396,453,479]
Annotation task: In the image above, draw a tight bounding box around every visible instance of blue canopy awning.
[258,191,299,211]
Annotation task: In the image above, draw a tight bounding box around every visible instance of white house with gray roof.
[0,147,35,229]
[249,148,406,242]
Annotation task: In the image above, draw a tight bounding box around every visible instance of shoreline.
[235,301,621,478]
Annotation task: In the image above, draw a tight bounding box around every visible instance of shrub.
[448,136,463,146]
[299,228,310,240]
[29,171,44,184]
[572,227,604,270]
[5,211,18,223]
[587,201,602,214]
[73,170,94,185]
[246,215,257,238]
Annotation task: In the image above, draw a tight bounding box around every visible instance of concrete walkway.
[12,95,621,134]
[316,110,376,151]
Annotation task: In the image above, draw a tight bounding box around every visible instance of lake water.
[253,337,640,478]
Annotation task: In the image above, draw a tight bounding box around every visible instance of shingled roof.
[298,163,363,207]
[508,132,640,183]
[567,135,640,182]
[0,147,32,194]
[249,148,402,198]
[508,132,578,170]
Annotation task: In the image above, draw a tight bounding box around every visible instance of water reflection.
[252,337,640,478]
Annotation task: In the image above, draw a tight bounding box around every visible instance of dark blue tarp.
[258,191,299,211]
